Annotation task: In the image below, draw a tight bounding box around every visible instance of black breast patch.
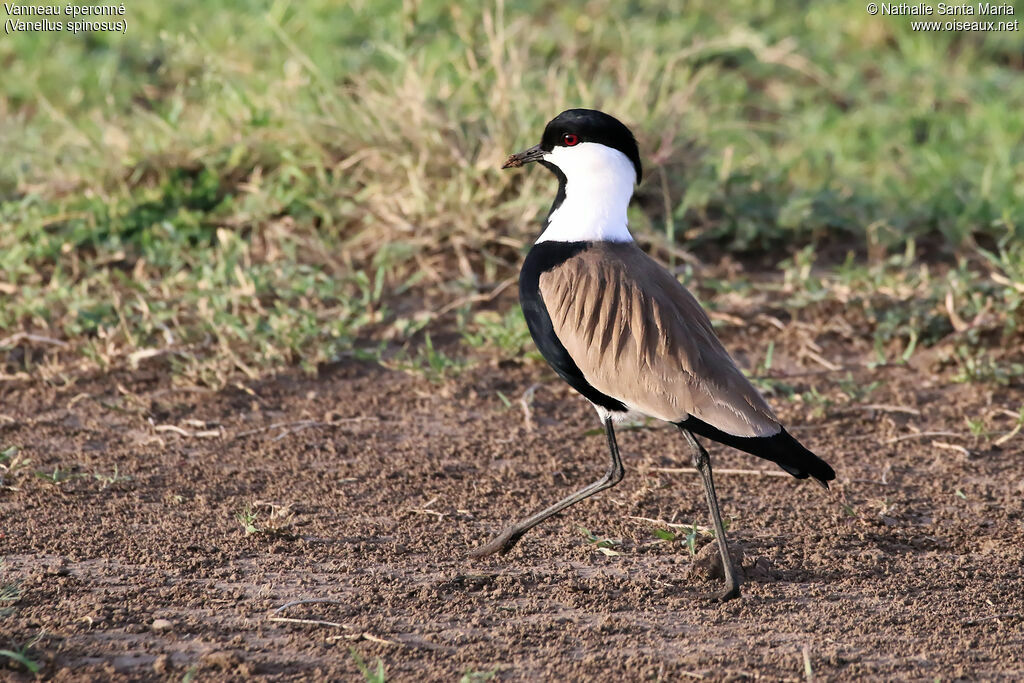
[519,241,628,413]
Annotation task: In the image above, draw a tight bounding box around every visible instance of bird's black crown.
[540,109,642,183]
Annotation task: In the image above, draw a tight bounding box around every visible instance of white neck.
[535,142,636,244]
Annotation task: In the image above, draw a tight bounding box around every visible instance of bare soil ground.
[2,322,1023,681]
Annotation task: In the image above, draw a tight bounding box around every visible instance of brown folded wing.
[539,242,779,437]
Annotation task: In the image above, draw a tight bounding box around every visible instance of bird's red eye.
[563,133,579,146]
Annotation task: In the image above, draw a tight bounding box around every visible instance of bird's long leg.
[679,427,741,602]
[470,416,625,558]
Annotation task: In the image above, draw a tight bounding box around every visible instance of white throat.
[535,142,636,244]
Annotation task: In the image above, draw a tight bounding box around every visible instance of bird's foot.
[710,583,741,602]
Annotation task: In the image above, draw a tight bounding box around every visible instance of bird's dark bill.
[502,144,545,169]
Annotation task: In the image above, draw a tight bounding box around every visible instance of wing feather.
[539,242,778,437]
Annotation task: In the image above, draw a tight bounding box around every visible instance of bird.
[469,108,836,601]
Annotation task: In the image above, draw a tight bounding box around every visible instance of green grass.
[652,519,730,555]
[1,1,1022,385]
[34,464,83,487]
[235,501,296,538]
[0,445,31,490]
[578,525,623,556]
[0,560,21,619]
[389,332,467,383]
[92,465,132,489]
[0,632,43,675]
[350,647,387,683]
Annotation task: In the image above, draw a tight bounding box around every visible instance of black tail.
[676,417,836,488]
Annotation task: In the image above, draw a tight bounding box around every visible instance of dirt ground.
[2,324,1024,681]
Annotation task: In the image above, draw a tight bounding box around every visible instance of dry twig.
[884,431,963,444]
[844,404,921,416]
[267,616,351,629]
[273,598,347,613]
[933,441,970,457]
[0,332,68,348]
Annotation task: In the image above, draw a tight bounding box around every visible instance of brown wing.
[539,242,779,437]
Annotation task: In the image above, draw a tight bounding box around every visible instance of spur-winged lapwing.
[470,109,836,601]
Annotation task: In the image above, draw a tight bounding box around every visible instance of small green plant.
[394,333,467,383]
[750,374,797,400]
[951,347,1024,387]
[93,465,132,489]
[577,526,622,556]
[235,502,296,538]
[0,446,31,490]
[461,309,534,358]
[460,669,497,683]
[236,504,260,536]
[798,386,833,418]
[759,341,775,375]
[684,523,701,556]
[34,466,83,487]
[964,417,987,438]
[0,631,43,674]
[652,520,728,555]
[0,564,21,618]
[350,648,386,683]
[836,373,881,404]
[0,446,20,466]
[652,525,698,556]
[0,582,20,604]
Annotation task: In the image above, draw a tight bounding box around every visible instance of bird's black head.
[540,109,642,183]
[502,108,642,184]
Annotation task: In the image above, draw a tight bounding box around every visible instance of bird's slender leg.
[470,416,625,558]
[679,427,741,602]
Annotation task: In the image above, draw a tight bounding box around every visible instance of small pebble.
[151,618,173,633]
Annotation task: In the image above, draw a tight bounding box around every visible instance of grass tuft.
[350,647,387,683]
[0,446,31,491]
[236,502,297,538]
[0,632,43,675]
